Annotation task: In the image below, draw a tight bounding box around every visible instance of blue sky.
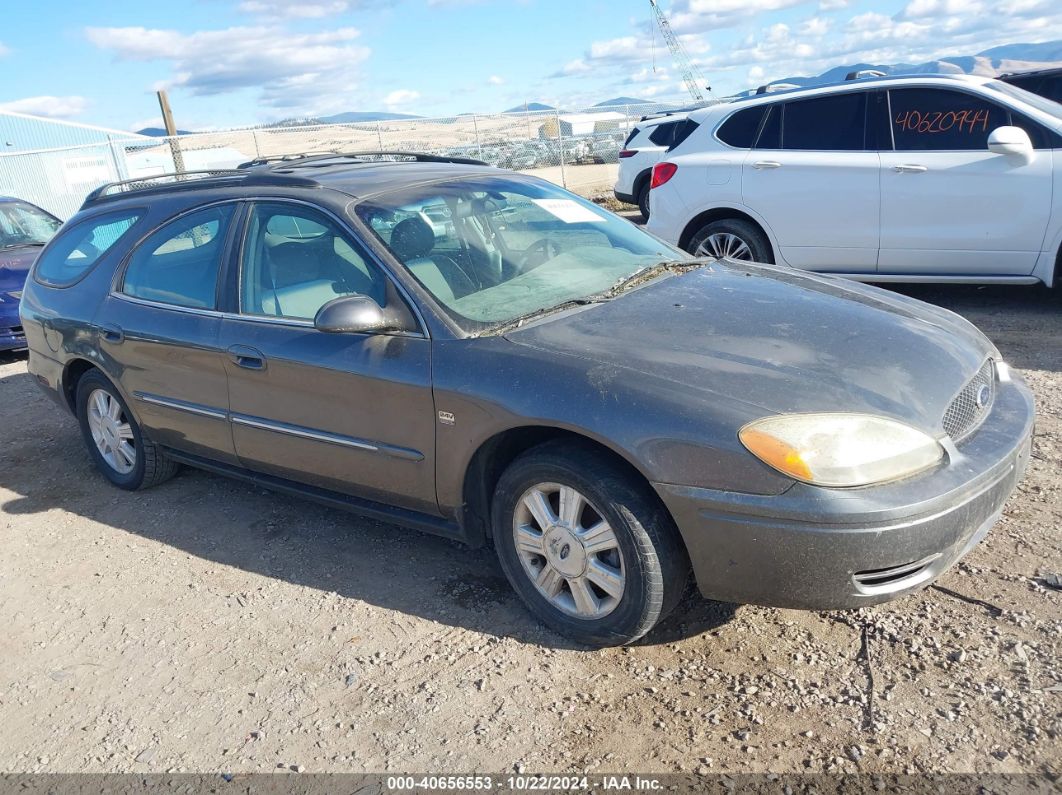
[0,0,1058,131]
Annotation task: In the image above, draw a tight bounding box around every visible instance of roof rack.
[264,151,489,169]
[755,82,802,95]
[845,69,887,80]
[81,169,318,208]
[81,151,491,209]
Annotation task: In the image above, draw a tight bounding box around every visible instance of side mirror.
[988,126,1033,162]
[314,295,396,334]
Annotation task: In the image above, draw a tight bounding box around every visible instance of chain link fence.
[0,102,702,220]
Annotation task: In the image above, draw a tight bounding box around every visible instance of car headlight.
[739,413,943,488]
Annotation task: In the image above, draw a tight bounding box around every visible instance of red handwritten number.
[894,108,990,135]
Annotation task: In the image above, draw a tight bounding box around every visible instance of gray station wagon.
[20,153,1034,646]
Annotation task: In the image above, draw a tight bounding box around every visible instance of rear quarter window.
[33,209,142,287]
[648,122,678,146]
[667,119,701,151]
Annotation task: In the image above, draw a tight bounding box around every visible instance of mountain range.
[134,41,1061,136]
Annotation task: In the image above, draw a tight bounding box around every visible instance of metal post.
[377,122,384,151]
[472,114,482,158]
[106,135,125,180]
[251,128,261,159]
[556,110,567,189]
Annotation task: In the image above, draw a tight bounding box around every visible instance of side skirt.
[163,448,475,546]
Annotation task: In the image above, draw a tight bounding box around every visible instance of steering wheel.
[516,238,562,272]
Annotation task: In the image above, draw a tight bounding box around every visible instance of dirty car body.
[20,155,1034,645]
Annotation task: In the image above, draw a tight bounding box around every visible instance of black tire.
[637,182,651,222]
[686,218,774,264]
[76,369,179,491]
[492,440,689,647]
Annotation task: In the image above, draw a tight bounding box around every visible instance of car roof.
[80,153,506,211]
[688,73,996,121]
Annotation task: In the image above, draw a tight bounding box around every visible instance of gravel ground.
[0,284,1058,778]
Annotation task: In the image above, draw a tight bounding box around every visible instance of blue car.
[0,197,62,351]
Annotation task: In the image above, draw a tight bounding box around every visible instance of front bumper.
[655,374,1035,610]
[0,307,25,351]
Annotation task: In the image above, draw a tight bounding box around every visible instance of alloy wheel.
[512,482,626,619]
[86,389,136,475]
[697,232,753,261]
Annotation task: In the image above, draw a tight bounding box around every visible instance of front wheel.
[687,218,773,264]
[492,441,689,646]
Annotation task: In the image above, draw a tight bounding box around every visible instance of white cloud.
[818,0,848,9]
[384,89,420,108]
[0,96,89,119]
[668,0,809,34]
[488,75,505,85]
[86,25,370,113]
[549,58,591,77]
[0,41,9,57]
[238,0,350,16]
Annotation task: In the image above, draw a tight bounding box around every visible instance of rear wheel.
[687,218,773,264]
[492,441,689,646]
[76,370,178,490]
[637,182,651,221]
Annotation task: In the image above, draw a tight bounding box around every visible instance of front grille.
[942,359,995,442]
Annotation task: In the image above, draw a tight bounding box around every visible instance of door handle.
[893,164,928,173]
[752,160,782,169]
[227,345,266,371]
[99,323,124,344]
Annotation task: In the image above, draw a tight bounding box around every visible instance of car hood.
[504,261,997,433]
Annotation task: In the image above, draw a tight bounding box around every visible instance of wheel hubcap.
[86,389,136,475]
[513,482,625,620]
[698,232,753,261]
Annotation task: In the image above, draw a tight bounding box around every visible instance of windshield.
[986,80,1062,123]
[0,201,62,249]
[355,176,685,333]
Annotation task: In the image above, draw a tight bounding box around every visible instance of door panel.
[879,87,1053,275]
[741,93,880,272]
[94,203,238,463]
[220,319,437,514]
[879,151,1051,274]
[221,200,437,514]
[96,297,236,464]
[743,150,880,271]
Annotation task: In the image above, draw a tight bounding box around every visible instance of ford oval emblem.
[975,384,991,409]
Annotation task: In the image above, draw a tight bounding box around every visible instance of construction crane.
[649,0,710,102]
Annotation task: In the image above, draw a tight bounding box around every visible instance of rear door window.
[716,106,766,148]
[34,209,142,287]
[782,92,867,150]
[121,204,235,309]
[888,88,1010,151]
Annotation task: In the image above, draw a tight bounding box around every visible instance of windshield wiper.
[485,259,711,337]
[588,258,711,301]
[487,296,610,336]
[0,242,46,250]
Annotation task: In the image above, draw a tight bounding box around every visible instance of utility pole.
[156,90,186,174]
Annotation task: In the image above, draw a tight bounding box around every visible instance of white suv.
[646,75,1062,286]
[614,112,689,220]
